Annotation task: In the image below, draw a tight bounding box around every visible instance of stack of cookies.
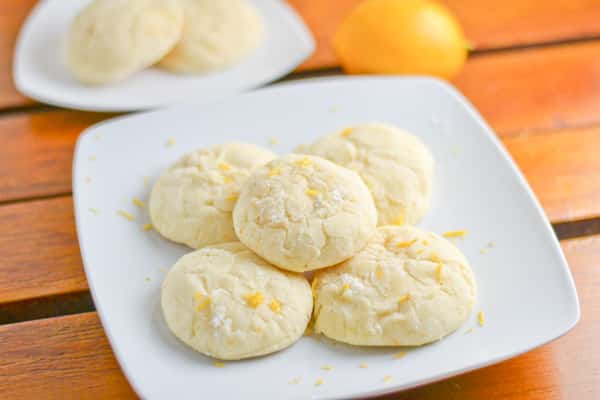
[154,123,477,360]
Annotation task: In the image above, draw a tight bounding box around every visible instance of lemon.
[333,0,468,79]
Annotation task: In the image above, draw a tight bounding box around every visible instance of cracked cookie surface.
[233,154,378,272]
[298,123,434,226]
[149,142,275,248]
[313,226,476,346]
[161,242,313,360]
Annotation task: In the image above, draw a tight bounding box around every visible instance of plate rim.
[73,76,580,399]
[13,0,315,112]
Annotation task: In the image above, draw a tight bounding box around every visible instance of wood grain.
[4,1,600,108]
[0,110,111,203]
[0,124,599,306]
[4,37,600,205]
[504,125,600,223]
[0,196,86,304]
[0,312,136,399]
[0,235,597,399]
[455,41,600,135]
[0,0,35,109]
[289,0,600,70]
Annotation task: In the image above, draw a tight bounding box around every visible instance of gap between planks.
[0,217,599,326]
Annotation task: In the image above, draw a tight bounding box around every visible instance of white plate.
[73,77,580,399]
[14,0,314,112]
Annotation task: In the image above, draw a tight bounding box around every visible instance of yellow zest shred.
[194,293,211,312]
[396,238,418,248]
[422,239,429,246]
[436,263,443,284]
[480,248,489,255]
[142,223,153,231]
[341,283,351,294]
[392,211,405,226]
[217,162,231,171]
[117,210,135,221]
[89,208,100,215]
[295,157,313,167]
[166,138,176,147]
[268,137,278,146]
[394,351,406,359]
[315,378,324,386]
[245,291,264,308]
[226,193,239,202]
[429,253,441,263]
[383,375,393,383]
[306,188,321,197]
[443,229,468,238]
[464,327,473,335]
[488,241,495,248]
[339,127,353,137]
[89,155,96,161]
[415,249,425,255]
[375,266,384,279]
[398,293,411,304]
[132,197,146,209]
[223,176,234,184]
[269,299,281,314]
[359,363,368,369]
[268,167,281,177]
[213,362,225,368]
[289,377,301,385]
[478,310,485,326]
[321,365,333,371]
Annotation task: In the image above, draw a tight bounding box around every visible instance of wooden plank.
[4,37,600,204]
[504,125,600,223]
[4,1,600,108]
[0,196,86,304]
[0,235,597,399]
[0,110,111,203]
[0,312,136,399]
[0,124,599,306]
[455,41,600,135]
[289,0,600,70]
[0,0,35,109]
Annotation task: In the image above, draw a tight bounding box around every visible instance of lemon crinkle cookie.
[67,0,183,85]
[233,154,377,272]
[313,225,476,346]
[298,122,434,225]
[161,242,313,360]
[159,0,264,73]
[149,142,275,248]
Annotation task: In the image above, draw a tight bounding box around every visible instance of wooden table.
[1,1,599,398]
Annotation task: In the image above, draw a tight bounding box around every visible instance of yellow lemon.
[333,0,468,79]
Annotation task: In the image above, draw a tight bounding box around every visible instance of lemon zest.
[269,299,281,314]
[245,292,264,308]
[117,210,135,221]
[396,238,417,248]
[443,229,468,238]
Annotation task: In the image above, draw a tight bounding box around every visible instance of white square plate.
[14,0,314,112]
[73,77,580,399]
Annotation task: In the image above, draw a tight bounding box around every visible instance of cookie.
[67,0,183,85]
[233,154,377,272]
[149,142,275,249]
[161,242,313,360]
[158,0,263,73]
[298,123,434,225]
[313,226,476,346]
